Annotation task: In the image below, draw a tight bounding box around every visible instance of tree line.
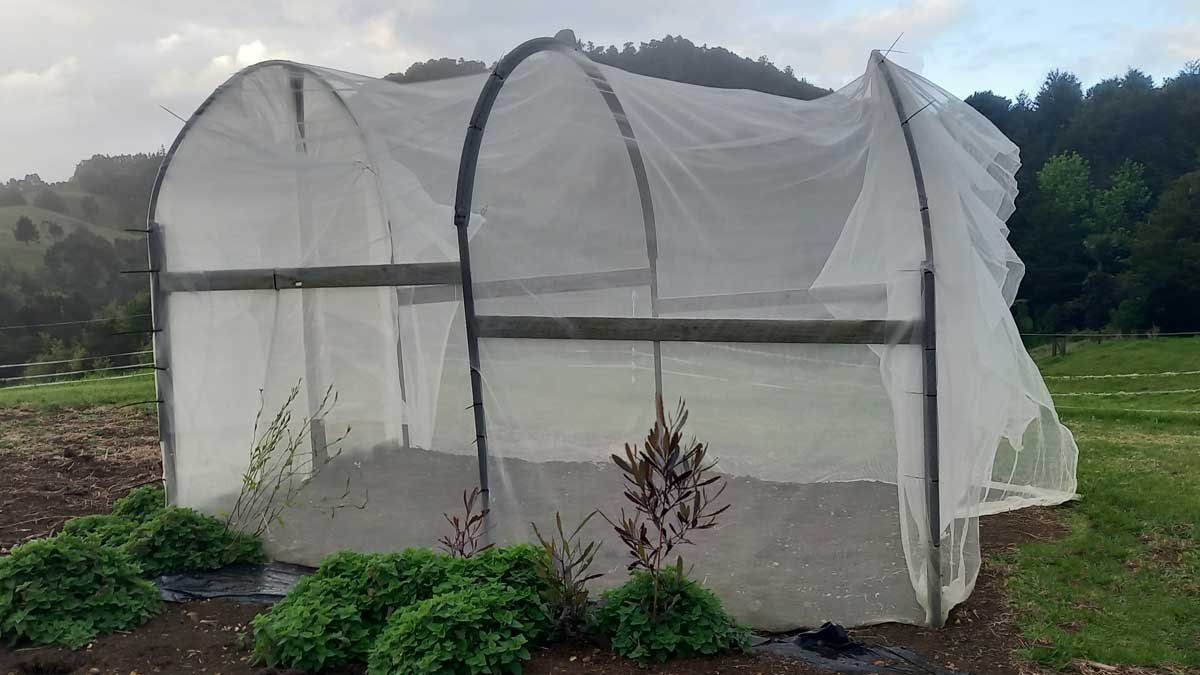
[964,65,1200,332]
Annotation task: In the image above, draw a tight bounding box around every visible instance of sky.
[2,0,1198,182]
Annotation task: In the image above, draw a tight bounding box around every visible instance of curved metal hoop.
[145,60,399,502]
[451,37,661,504]
[876,51,944,628]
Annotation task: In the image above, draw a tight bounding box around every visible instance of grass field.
[0,337,1195,669]
[0,372,154,409]
[1010,337,1200,668]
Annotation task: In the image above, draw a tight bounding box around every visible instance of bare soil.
[0,406,161,553]
[0,405,1065,675]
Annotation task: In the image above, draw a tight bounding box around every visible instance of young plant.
[531,511,603,634]
[591,569,748,663]
[225,380,363,538]
[111,485,166,524]
[124,506,264,576]
[0,535,160,647]
[438,487,491,558]
[604,394,730,618]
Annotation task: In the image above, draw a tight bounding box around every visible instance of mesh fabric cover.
[151,51,1077,628]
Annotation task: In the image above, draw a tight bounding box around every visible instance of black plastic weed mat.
[157,562,312,603]
[752,623,963,675]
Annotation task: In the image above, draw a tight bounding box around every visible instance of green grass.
[0,372,156,409]
[1005,338,1200,669]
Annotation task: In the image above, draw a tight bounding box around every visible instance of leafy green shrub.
[111,485,166,523]
[0,535,160,647]
[321,548,456,626]
[123,506,263,576]
[591,570,748,663]
[253,548,457,668]
[252,545,551,671]
[250,576,372,671]
[447,544,552,641]
[367,583,535,675]
[61,514,137,547]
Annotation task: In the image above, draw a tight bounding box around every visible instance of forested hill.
[385,35,831,100]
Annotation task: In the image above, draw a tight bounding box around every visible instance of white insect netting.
[150,48,1077,629]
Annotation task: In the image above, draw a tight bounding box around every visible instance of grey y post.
[453,31,662,510]
[876,51,944,627]
[144,220,176,502]
[286,65,330,466]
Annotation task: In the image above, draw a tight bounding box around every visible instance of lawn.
[1008,337,1200,668]
[0,371,155,409]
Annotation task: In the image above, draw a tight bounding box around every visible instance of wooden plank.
[474,315,921,345]
[398,267,652,306]
[160,269,275,292]
[160,262,462,292]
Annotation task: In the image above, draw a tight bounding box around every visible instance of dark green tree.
[12,215,38,244]
[33,189,68,214]
[964,91,1013,134]
[384,58,487,83]
[581,35,829,100]
[0,186,26,207]
[1126,171,1200,330]
[80,195,100,221]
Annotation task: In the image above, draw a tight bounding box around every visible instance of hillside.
[1037,336,1200,416]
[0,203,135,274]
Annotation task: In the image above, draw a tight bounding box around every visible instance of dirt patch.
[0,406,161,552]
[853,505,1071,675]
[0,404,1073,674]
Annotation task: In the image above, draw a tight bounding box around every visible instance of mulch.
[0,405,1067,675]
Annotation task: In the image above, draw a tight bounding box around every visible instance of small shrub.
[324,548,456,626]
[61,514,137,547]
[253,548,457,668]
[453,543,546,591]
[0,535,160,648]
[605,395,729,619]
[250,576,372,670]
[367,583,535,675]
[123,506,263,576]
[448,544,552,641]
[439,487,491,558]
[227,381,359,538]
[591,569,748,663]
[251,544,551,671]
[532,511,603,635]
[111,485,166,523]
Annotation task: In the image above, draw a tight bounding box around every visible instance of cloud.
[0,57,79,96]
[731,0,972,87]
[150,39,294,98]
[0,0,1196,181]
[156,33,182,53]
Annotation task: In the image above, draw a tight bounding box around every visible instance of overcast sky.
[2,0,1198,182]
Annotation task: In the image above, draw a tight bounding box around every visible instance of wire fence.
[0,314,152,332]
[0,371,154,391]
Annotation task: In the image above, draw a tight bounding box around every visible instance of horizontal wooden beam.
[398,267,652,306]
[655,284,888,314]
[160,262,462,293]
[474,315,921,345]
